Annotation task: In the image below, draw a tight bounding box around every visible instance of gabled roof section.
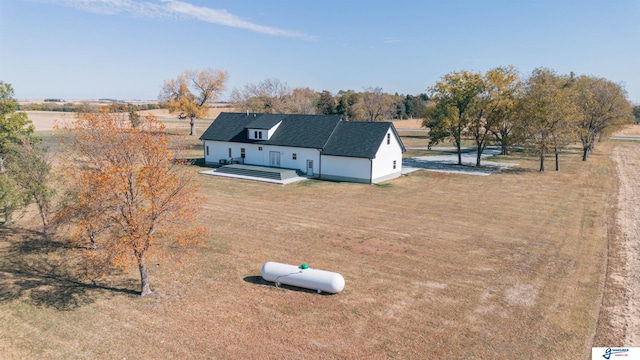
[322,122,406,158]
[263,114,342,148]
[200,112,343,148]
[199,112,254,142]
[246,114,286,129]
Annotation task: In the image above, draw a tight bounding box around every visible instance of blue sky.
[1,0,638,103]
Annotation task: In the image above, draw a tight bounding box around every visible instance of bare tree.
[287,87,319,114]
[230,78,292,114]
[357,87,397,122]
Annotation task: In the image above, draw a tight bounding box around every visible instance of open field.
[25,110,416,134]
[613,124,640,136]
[1,117,635,358]
[24,110,223,133]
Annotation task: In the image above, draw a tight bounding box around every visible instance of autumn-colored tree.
[57,107,207,296]
[424,70,484,165]
[574,76,633,161]
[517,68,576,171]
[160,68,228,136]
[467,66,521,165]
[286,87,319,114]
[484,66,522,156]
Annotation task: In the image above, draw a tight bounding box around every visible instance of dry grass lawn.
[0,114,631,358]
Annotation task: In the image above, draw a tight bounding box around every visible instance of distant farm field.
[1,114,637,358]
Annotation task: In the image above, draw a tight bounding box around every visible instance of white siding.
[321,155,371,183]
[204,140,319,172]
[371,130,403,182]
[204,141,247,164]
[204,125,404,184]
[268,146,319,170]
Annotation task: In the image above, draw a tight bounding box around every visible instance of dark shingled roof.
[246,114,287,129]
[200,113,343,148]
[200,112,405,158]
[322,121,405,158]
[263,114,342,148]
[199,113,255,142]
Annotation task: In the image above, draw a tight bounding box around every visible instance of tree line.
[229,78,429,121]
[19,101,162,113]
[158,69,430,136]
[424,66,635,171]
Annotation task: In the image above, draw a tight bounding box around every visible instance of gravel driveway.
[403,147,518,176]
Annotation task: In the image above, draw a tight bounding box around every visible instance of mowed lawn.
[0,121,615,359]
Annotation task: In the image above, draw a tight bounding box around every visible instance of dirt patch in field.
[594,143,640,346]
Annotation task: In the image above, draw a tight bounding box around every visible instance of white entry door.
[306,160,313,176]
[269,151,280,167]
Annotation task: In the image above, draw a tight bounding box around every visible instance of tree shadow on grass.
[242,275,335,296]
[0,227,138,311]
[172,157,209,168]
[501,166,537,174]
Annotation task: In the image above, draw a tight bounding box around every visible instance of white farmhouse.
[199,112,406,184]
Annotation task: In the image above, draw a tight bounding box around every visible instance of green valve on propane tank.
[300,263,309,270]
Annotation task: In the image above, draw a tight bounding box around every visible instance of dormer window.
[247,120,282,141]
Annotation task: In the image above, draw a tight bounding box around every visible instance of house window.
[258,131,263,139]
[206,146,209,156]
[254,131,258,139]
[387,133,391,145]
[292,153,297,160]
[228,148,232,157]
[393,160,397,169]
[241,148,245,158]
[258,146,263,151]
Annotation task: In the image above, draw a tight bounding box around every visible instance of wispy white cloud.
[41,0,315,40]
[382,37,403,44]
[161,1,315,40]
